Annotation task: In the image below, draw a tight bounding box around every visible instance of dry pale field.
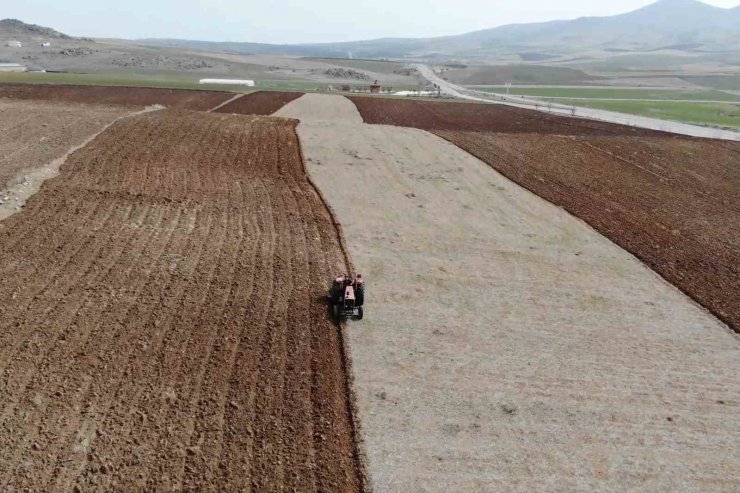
[279,94,740,492]
[348,96,740,334]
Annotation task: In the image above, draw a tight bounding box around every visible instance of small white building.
[199,78,255,87]
[0,63,26,72]
[6,40,22,48]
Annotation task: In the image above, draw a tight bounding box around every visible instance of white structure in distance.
[199,79,255,87]
[0,63,27,72]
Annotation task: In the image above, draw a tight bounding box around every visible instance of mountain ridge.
[4,0,740,61]
[131,0,740,60]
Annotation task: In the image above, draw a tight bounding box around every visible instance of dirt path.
[279,93,740,491]
[275,93,364,123]
[208,92,245,112]
[0,110,363,491]
[215,91,304,115]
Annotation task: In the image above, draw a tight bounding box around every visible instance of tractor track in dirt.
[0,109,364,491]
[214,91,304,116]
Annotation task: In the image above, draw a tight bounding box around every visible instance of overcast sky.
[5,0,740,43]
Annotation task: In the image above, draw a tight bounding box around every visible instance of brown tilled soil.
[348,95,666,136]
[0,110,363,491]
[0,83,233,110]
[434,130,740,333]
[214,91,304,115]
[0,98,128,188]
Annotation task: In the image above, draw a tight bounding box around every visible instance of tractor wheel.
[356,306,364,320]
[332,304,339,319]
[355,286,364,307]
[331,286,341,304]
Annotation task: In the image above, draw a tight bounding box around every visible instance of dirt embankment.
[0,110,363,491]
[349,96,740,333]
[348,95,666,136]
[214,91,304,115]
[0,83,233,110]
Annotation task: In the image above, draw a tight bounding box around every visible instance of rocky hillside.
[0,19,71,40]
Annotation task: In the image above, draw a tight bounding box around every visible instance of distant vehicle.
[40,42,51,47]
[329,274,365,320]
[7,40,22,48]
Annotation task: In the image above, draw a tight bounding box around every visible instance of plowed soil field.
[0,83,233,110]
[214,91,304,115]
[434,131,740,333]
[0,110,363,491]
[348,95,665,136]
[0,98,128,188]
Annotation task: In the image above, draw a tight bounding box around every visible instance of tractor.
[329,274,364,320]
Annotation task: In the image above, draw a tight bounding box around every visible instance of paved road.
[467,84,699,90]
[512,96,740,104]
[417,64,740,141]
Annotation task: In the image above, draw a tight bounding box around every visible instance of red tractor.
[330,274,364,320]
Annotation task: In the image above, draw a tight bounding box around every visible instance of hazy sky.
[5,0,740,43]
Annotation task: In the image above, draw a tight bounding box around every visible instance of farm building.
[0,63,26,72]
[6,40,22,48]
[199,78,255,87]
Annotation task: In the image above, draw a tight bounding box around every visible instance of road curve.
[416,64,740,141]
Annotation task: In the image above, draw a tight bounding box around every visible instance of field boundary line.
[0,104,164,223]
[293,117,373,493]
[208,92,245,112]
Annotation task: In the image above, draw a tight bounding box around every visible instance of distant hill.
[0,19,71,40]
[136,0,740,60]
